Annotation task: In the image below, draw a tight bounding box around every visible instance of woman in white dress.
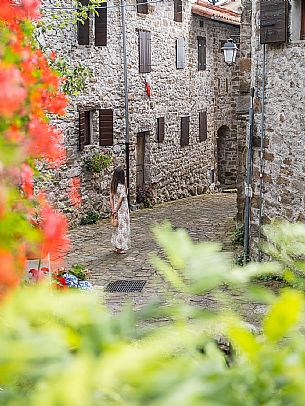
[110,167,130,254]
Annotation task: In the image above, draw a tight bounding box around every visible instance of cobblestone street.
[65,193,239,311]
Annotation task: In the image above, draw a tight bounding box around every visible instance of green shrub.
[2,223,305,405]
[83,153,111,174]
[80,211,99,225]
[70,263,89,281]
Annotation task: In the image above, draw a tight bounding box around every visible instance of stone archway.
[217,125,237,187]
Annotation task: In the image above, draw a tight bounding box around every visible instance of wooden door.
[301,0,305,40]
[136,132,145,188]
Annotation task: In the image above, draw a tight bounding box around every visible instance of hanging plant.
[83,153,111,173]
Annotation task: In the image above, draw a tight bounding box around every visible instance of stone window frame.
[77,105,104,150]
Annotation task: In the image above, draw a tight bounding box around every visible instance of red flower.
[0,249,20,300]
[0,64,27,118]
[20,163,34,198]
[69,177,81,206]
[50,50,57,61]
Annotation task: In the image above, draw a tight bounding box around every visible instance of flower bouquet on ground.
[53,264,93,291]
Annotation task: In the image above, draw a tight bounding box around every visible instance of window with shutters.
[95,4,107,46]
[291,0,305,40]
[137,0,148,14]
[197,36,206,71]
[180,116,190,147]
[157,117,165,143]
[77,0,90,45]
[79,110,91,151]
[260,0,288,44]
[99,109,113,146]
[176,37,185,69]
[199,111,207,142]
[138,30,151,73]
[174,0,182,22]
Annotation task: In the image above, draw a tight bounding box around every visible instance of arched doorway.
[217,125,237,187]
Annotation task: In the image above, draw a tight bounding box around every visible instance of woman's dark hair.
[111,167,125,195]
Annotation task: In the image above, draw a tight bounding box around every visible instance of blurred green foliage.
[2,222,305,405]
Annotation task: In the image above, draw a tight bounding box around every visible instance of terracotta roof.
[192,0,241,26]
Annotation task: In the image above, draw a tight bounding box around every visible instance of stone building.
[41,0,240,225]
[237,0,305,257]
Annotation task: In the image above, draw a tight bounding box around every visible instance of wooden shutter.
[180,116,190,147]
[197,36,206,71]
[174,0,182,22]
[301,0,305,40]
[199,111,207,142]
[79,111,90,150]
[95,4,107,46]
[157,117,165,143]
[176,37,185,69]
[139,30,151,73]
[77,0,89,45]
[99,109,113,146]
[137,0,148,14]
[260,0,288,44]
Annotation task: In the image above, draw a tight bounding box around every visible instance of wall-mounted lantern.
[222,38,238,65]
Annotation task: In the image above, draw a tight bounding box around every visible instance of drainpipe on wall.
[258,44,267,262]
[120,0,130,202]
[243,87,255,262]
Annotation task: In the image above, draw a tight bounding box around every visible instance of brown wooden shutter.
[95,4,107,46]
[174,0,182,22]
[197,36,206,71]
[79,111,85,151]
[137,0,148,14]
[77,0,89,45]
[180,116,190,147]
[99,109,113,146]
[260,0,288,44]
[199,111,207,142]
[176,37,185,69]
[139,30,151,73]
[79,111,90,150]
[301,0,305,40]
[157,117,165,143]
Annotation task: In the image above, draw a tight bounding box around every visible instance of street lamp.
[222,38,238,65]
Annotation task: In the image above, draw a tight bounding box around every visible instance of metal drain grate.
[105,280,147,293]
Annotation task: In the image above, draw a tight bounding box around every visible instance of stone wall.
[239,0,305,256]
[41,0,239,225]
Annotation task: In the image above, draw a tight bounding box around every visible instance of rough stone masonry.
[41,0,239,226]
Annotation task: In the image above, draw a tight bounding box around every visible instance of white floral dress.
[111,183,130,251]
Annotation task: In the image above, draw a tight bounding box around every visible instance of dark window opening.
[174,0,182,22]
[77,0,89,45]
[180,116,190,147]
[95,4,107,46]
[137,0,148,14]
[199,111,207,142]
[197,36,206,71]
[157,117,165,143]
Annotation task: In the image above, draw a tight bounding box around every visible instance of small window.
[99,109,113,146]
[79,110,91,150]
[137,0,148,14]
[176,37,185,69]
[180,116,190,147]
[199,111,207,142]
[139,30,151,73]
[77,0,89,45]
[199,20,204,28]
[174,0,182,22]
[157,117,165,143]
[198,36,206,71]
[95,4,107,46]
